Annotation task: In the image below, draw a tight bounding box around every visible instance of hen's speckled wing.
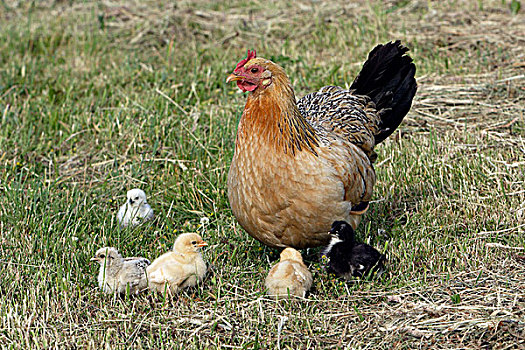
[297,86,381,160]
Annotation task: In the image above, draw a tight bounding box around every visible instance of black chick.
[320,221,385,279]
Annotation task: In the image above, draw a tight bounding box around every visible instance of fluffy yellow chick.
[265,248,313,298]
[91,247,150,295]
[147,233,208,295]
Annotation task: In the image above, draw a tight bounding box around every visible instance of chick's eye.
[191,241,197,245]
[100,254,105,258]
[135,197,139,200]
[250,67,258,73]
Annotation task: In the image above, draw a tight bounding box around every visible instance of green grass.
[1,0,524,348]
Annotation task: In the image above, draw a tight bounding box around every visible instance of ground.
[0,0,524,348]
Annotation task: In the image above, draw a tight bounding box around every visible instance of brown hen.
[226,41,417,248]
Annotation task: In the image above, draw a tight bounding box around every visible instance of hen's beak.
[196,241,208,247]
[226,73,243,83]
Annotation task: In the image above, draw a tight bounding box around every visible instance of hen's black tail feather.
[350,40,417,144]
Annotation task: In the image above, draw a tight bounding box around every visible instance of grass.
[1,0,524,348]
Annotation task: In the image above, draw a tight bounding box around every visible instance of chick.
[321,221,385,279]
[265,248,313,298]
[91,247,150,295]
[117,188,154,228]
[147,233,208,295]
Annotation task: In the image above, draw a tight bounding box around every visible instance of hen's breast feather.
[228,129,370,248]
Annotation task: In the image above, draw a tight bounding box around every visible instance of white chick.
[117,188,154,227]
[91,247,150,295]
[265,248,313,298]
[147,233,208,295]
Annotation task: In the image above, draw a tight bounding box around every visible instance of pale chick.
[117,188,154,228]
[265,248,313,298]
[147,233,208,295]
[91,247,150,295]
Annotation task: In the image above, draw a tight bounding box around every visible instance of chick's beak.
[90,257,98,262]
[226,73,243,83]
[196,241,208,247]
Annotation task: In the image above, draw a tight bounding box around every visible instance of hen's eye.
[191,241,197,245]
[250,67,258,73]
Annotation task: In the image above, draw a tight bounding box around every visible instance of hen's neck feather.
[237,70,319,156]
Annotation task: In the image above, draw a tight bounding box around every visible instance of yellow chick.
[265,248,313,298]
[147,233,208,295]
[91,247,150,295]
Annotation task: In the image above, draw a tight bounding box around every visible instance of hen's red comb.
[235,49,256,71]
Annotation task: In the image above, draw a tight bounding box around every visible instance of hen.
[226,41,417,248]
